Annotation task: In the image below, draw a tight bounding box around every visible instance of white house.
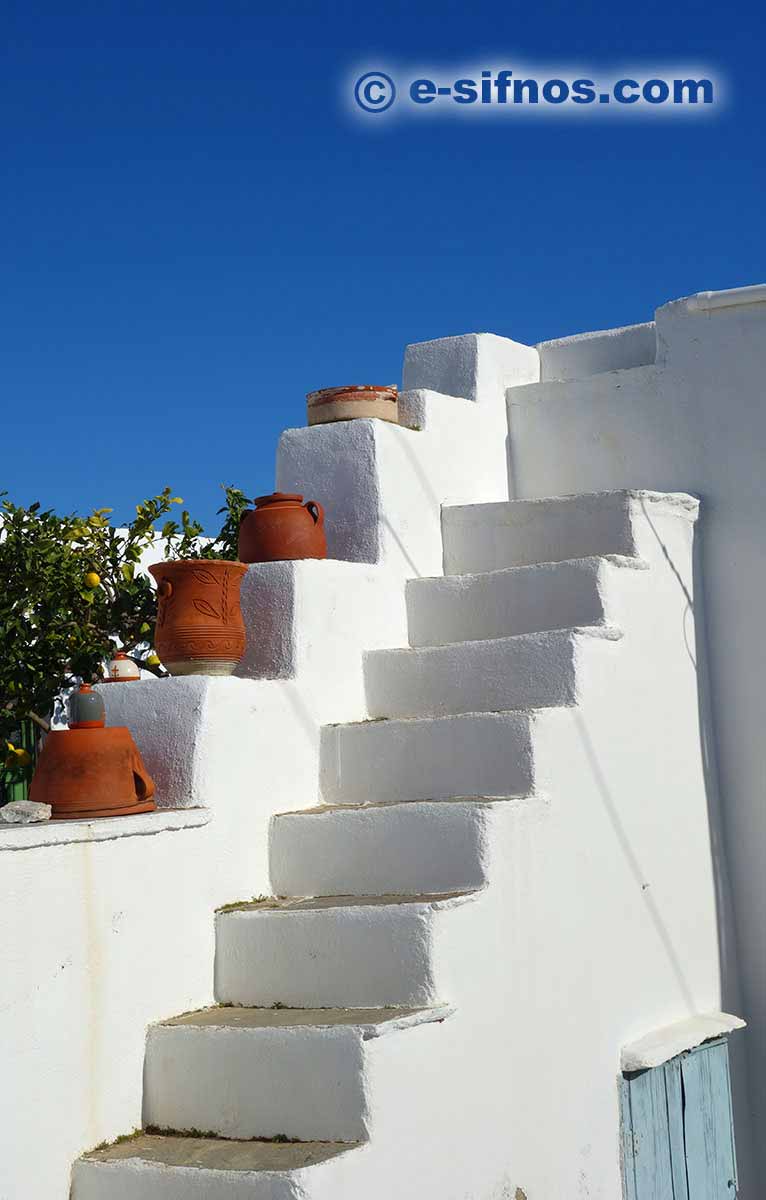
[1,282,763,1199]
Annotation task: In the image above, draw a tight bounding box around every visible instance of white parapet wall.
[537,320,656,381]
[277,333,539,579]
[0,810,215,1200]
[0,558,407,1200]
[0,329,537,1199]
[504,282,766,1191]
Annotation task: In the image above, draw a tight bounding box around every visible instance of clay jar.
[238,493,327,563]
[148,559,248,676]
[307,385,398,426]
[29,728,155,820]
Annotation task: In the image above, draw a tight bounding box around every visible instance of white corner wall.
[0,558,408,1199]
[505,283,766,1193]
[277,333,539,579]
[1,329,539,1199]
[0,818,214,1200]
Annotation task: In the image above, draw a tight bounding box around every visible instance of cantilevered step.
[270,797,533,898]
[441,489,685,575]
[364,625,620,720]
[73,1134,359,1200]
[144,1006,448,1142]
[215,892,479,1008]
[320,710,535,805]
[405,555,644,647]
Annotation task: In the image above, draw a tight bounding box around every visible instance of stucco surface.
[4,311,755,1198]
[507,287,766,1189]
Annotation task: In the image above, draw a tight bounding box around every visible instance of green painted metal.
[620,1037,737,1199]
[0,718,38,805]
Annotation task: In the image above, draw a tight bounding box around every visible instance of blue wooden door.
[621,1038,737,1198]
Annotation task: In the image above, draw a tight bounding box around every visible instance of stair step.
[270,797,532,897]
[320,710,535,805]
[144,1006,448,1143]
[441,489,688,574]
[215,892,479,1008]
[74,1134,359,1199]
[364,625,620,719]
[405,555,643,647]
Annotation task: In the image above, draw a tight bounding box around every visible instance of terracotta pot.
[238,493,327,563]
[306,385,398,426]
[29,728,155,820]
[68,684,105,729]
[148,559,247,676]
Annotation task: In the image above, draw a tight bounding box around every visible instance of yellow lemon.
[84,571,101,590]
[4,746,30,768]
[146,653,161,667]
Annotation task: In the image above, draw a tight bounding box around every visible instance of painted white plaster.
[0,817,215,1200]
[8,303,755,1200]
[621,1011,745,1072]
[363,624,622,719]
[2,558,406,1199]
[537,321,656,381]
[277,330,537,579]
[442,488,696,575]
[283,490,721,1199]
[215,893,474,1009]
[506,291,766,1189]
[683,282,766,312]
[320,709,535,805]
[402,331,539,402]
[268,798,542,899]
[405,554,645,647]
[276,393,512,579]
[72,486,727,1200]
[143,1006,450,1143]
[0,807,209,851]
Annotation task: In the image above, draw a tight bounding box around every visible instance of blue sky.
[2,0,764,530]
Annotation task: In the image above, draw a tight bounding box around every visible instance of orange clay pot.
[148,559,247,676]
[29,728,155,820]
[306,384,398,426]
[238,493,327,563]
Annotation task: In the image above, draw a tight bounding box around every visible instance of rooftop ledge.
[683,283,766,312]
[0,807,210,853]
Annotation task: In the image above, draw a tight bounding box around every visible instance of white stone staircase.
[72,488,720,1199]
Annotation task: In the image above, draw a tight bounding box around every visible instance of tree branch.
[27,710,51,734]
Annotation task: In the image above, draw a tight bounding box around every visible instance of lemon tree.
[0,484,249,801]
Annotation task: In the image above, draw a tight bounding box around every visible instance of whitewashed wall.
[505,283,766,1190]
[0,364,517,1199]
[2,291,759,1197]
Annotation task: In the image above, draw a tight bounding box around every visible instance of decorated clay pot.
[68,684,105,729]
[306,384,398,426]
[238,493,327,563]
[29,727,155,819]
[104,651,141,682]
[148,559,247,676]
